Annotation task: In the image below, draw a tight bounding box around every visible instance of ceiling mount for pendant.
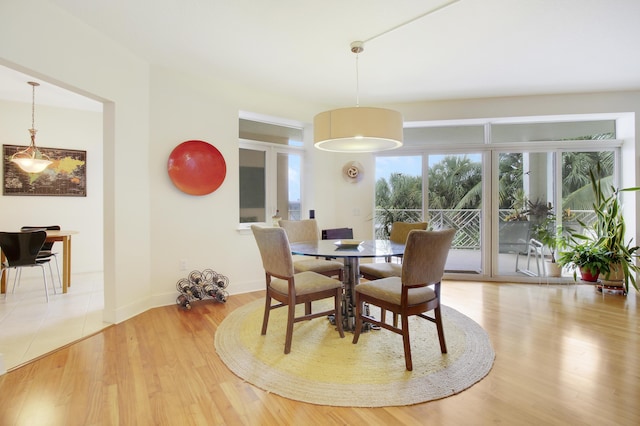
[350,41,364,54]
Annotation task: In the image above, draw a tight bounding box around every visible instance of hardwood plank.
[0,282,638,425]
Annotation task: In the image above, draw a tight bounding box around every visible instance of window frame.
[375,114,628,282]
[238,138,305,229]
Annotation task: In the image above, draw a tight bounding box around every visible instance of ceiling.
[3,0,640,111]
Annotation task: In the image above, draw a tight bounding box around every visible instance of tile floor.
[0,270,107,373]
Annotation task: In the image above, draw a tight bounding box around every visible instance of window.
[239,117,304,224]
[491,120,615,143]
[376,115,624,280]
[239,147,266,223]
[374,155,423,238]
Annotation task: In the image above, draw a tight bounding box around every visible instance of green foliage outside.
[374,149,615,240]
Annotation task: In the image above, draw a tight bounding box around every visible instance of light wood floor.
[1,281,638,425]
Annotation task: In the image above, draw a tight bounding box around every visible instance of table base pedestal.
[328,301,376,333]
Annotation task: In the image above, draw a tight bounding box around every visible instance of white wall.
[146,66,379,301]
[147,67,332,301]
[0,100,103,273]
[1,0,150,323]
[2,1,639,325]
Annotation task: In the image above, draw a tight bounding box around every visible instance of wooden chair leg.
[305,301,311,315]
[334,288,345,338]
[380,309,386,324]
[284,302,296,354]
[401,314,413,371]
[393,313,399,328]
[435,305,447,353]
[261,294,272,335]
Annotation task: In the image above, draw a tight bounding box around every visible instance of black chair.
[21,225,62,289]
[321,228,353,240]
[0,230,55,302]
[321,227,354,261]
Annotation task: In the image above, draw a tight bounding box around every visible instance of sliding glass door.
[374,155,423,238]
[494,149,616,279]
[374,152,483,274]
[375,117,623,282]
[428,153,483,274]
[496,151,554,277]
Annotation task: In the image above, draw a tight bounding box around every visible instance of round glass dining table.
[289,239,405,331]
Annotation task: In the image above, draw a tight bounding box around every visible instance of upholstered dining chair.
[278,219,344,281]
[352,228,456,371]
[360,221,428,281]
[21,225,61,289]
[0,230,56,302]
[251,225,345,354]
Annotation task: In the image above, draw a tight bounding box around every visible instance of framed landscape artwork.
[2,144,87,196]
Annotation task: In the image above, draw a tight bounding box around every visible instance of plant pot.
[579,267,599,282]
[602,263,625,288]
[545,261,562,277]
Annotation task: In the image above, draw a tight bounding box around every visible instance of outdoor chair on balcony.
[498,221,544,276]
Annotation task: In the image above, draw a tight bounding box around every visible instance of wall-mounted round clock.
[342,161,364,183]
[167,140,226,196]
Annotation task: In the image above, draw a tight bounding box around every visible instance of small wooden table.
[1,230,78,294]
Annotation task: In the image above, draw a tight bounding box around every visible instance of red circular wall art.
[167,140,226,196]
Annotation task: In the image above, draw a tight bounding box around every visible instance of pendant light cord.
[362,0,461,44]
[31,82,36,131]
[351,0,460,108]
[28,81,40,146]
[355,53,360,107]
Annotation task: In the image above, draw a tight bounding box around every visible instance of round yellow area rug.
[214,299,494,407]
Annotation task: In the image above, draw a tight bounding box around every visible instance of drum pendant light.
[314,1,462,153]
[314,41,403,153]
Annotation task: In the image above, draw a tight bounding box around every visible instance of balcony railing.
[374,208,596,250]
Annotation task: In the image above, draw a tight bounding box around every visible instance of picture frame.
[2,144,87,196]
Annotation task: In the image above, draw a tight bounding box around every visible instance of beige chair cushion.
[355,276,436,306]
[294,258,344,274]
[270,271,342,296]
[359,262,402,278]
